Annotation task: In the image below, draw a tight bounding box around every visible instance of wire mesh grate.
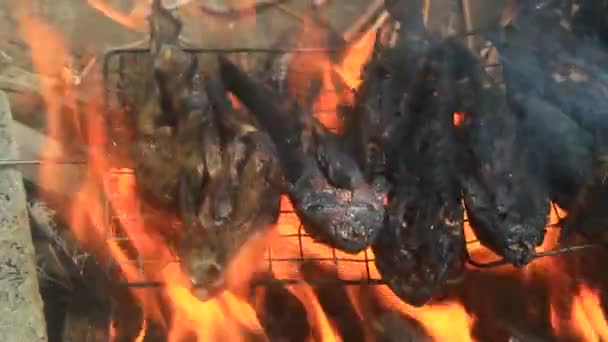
[100,45,567,288]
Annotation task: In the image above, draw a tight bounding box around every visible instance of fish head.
[464,172,548,267]
[498,224,541,267]
[178,230,227,300]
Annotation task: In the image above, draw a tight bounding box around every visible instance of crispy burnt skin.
[218,56,387,253]
[344,44,405,180]
[178,79,282,298]
[493,5,608,141]
[133,3,213,229]
[373,41,465,307]
[508,91,594,210]
[562,150,608,243]
[156,47,210,229]
[458,67,549,267]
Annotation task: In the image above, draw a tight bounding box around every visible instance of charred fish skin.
[179,133,281,298]
[507,90,594,210]
[344,36,405,181]
[288,163,387,253]
[373,40,466,307]
[459,79,549,267]
[436,31,550,267]
[492,6,608,141]
[135,1,222,230]
[562,149,608,243]
[178,79,282,298]
[218,56,387,253]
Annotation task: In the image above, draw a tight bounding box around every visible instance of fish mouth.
[189,276,225,301]
[503,237,537,267]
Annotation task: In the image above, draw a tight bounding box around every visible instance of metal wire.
[100,43,599,288]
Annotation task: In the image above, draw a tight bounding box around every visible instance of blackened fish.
[218,56,387,253]
[343,35,406,180]
[178,78,282,298]
[132,1,212,231]
[508,90,594,210]
[562,148,608,243]
[458,60,549,266]
[492,5,608,143]
[373,39,466,306]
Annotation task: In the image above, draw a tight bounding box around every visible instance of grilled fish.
[178,78,282,298]
[373,39,466,306]
[508,90,594,210]
[562,150,608,244]
[457,63,549,267]
[344,38,406,180]
[218,56,387,253]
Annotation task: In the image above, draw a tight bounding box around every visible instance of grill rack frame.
[100,45,567,289]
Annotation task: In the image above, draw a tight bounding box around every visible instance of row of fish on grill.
[128,0,608,306]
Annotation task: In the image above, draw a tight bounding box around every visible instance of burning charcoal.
[508,91,594,210]
[373,40,466,307]
[178,78,282,298]
[457,52,550,266]
[218,56,388,253]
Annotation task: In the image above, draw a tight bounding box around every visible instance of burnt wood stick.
[218,56,386,253]
[492,6,608,142]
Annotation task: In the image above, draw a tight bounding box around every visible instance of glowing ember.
[453,112,465,127]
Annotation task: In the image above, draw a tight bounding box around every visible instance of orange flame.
[19,5,608,341]
[570,285,608,340]
[87,0,149,31]
[335,30,377,90]
[288,284,341,341]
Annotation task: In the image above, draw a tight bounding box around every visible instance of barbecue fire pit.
[2,0,608,341]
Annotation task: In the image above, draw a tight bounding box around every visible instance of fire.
[569,286,608,340]
[334,30,377,90]
[87,0,150,31]
[18,3,608,342]
[453,112,465,127]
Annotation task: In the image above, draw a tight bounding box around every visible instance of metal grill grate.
[100,46,567,288]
